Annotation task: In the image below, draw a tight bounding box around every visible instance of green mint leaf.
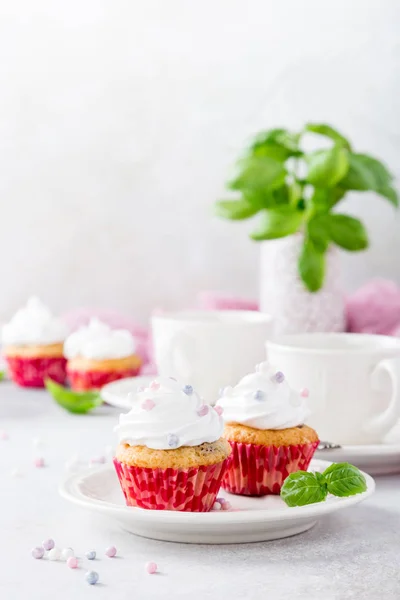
[281,471,328,507]
[250,128,302,161]
[298,240,326,292]
[305,123,351,150]
[214,199,260,220]
[250,206,304,241]
[45,378,102,414]
[327,214,369,251]
[229,156,287,193]
[306,146,349,188]
[323,462,367,497]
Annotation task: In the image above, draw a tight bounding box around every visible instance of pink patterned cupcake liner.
[5,355,67,388]
[113,457,229,512]
[222,440,319,496]
[67,366,141,391]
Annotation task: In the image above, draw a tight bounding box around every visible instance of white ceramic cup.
[266,333,400,445]
[152,310,273,404]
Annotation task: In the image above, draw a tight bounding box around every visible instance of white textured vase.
[259,234,346,334]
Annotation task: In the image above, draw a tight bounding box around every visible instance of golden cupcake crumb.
[223,423,319,447]
[116,438,231,469]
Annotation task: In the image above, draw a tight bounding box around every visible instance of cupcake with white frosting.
[1,297,68,387]
[64,318,142,391]
[216,361,319,496]
[113,377,231,511]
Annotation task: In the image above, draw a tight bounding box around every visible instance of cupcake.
[113,378,231,511]
[64,318,142,391]
[216,361,319,496]
[1,297,68,388]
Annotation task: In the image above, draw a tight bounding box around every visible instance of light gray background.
[0,0,399,323]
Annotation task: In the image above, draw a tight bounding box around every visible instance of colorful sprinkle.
[222,501,232,511]
[300,388,309,398]
[85,571,99,585]
[42,539,55,551]
[214,405,223,416]
[212,501,222,510]
[0,430,9,441]
[182,384,193,395]
[34,457,45,468]
[67,557,78,569]
[167,433,179,449]
[149,381,160,391]
[274,371,285,383]
[105,546,117,558]
[216,497,226,504]
[32,547,44,559]
[85,550,96,560]
[146,562,157,574]
[253,389,265,401]
[61,548,74,561]
[141,399,155,411]
[48,547,61,561]
[197,404,209,417]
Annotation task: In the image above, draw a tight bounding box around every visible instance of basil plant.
[215,124,398,292]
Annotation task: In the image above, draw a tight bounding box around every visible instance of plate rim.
[59,458,375,525]
[101,375,153,408]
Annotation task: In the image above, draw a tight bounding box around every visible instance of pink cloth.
[346,279,400,336]
[197,291,258,312]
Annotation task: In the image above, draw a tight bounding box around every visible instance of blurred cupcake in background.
[216,361,318,496]
[114,378,231,511]
[1,297,68,388]
[64,318,142,391]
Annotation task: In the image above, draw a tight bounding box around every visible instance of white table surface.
[1,382,400,600]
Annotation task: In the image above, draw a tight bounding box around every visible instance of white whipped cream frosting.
[216,362,310,430]
[1,297,68,346]
[115,378,224,450]
[64,318,136,360]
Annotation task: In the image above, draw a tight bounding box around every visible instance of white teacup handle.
[365,357,400,439]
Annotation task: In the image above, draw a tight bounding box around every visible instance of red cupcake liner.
[67,366,141,391]
[113,457,229,512]
[5,355,67,388]
[222,440,319,496]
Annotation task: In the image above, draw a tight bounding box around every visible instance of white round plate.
[59,459,374,544]
[315,443,400,476]
[101,376,154,409]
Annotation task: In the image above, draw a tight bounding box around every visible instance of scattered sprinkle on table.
[105,546,117,557]
[61,548,74,560]
[32,547,44,559]
[34,457,45,468]
[85,550,96,560]
[146,562,157,574]
[67,557,78,569]
[212,501,222,510]
[48,547,61,561]
[85,571,99,585]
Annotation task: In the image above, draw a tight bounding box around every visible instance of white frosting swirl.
[1,297,68,346]
[64,318,136,360]
[115,378,223,450]
[216,362,310,430]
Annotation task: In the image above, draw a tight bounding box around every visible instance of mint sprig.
[280,462,367,507]
[45,378,102,414]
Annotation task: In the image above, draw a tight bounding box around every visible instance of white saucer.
[315,443,400,476]
[59,459,374,544]
[101,376,154,409]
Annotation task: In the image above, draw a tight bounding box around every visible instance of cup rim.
[152,309,273,326]
[266,332,400,354]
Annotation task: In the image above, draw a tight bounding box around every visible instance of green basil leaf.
[250,206,304,241]
[305,123,351,150]
[0,371,5,381]
[250,128,302,160]
[327,214,369,251]
[280,471,328,507]
[306,215,330,252]
[229,156,287,193]
[323,462,367,497]
[306,146,349,188]
[45,378,102,414]
[377,184,399,207]
[298,240,326,292]
[340,153,396,206]
[310,187,346,212]
[214,199,260,220]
